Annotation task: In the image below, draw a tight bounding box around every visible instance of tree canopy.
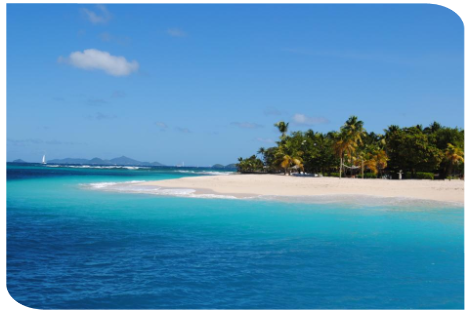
[237,117,464,179]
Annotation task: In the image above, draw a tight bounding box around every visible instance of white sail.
[42,154,46,164]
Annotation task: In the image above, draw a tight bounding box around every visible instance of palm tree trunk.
[339,157,343,178]
[362,160,364,179]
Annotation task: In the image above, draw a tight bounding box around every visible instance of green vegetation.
[237,117,464,179]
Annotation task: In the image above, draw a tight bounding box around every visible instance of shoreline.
[135,174,464,205]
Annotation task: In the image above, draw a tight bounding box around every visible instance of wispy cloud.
[99,32,131,45]
[264,107,287,116]
[291,114,329,126]
[81,5,111,25]
[167,28,187,37]
[8,138,86,146]
[231,122,264,129]
[175,127,192,134]
[99,32,112,41]
[284,48,415,66]
[85,112,117,120]
[86,98,108,106]
[283,49,469,67]
[111,90,126,98]
[44,140,87,145]
[58,49,139,77]
[155,122,168,131]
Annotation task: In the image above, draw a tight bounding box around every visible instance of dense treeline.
[237,117,464,179]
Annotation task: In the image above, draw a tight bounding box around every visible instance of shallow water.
[7,164,464,309]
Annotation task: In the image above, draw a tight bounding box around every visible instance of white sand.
[137,174,464,204]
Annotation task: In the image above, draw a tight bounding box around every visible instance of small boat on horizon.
[42,154,47,165]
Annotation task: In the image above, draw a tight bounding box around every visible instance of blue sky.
[7,4,463,166]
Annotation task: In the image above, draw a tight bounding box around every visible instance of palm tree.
[274,146,304,175]
[341,116,366,173]
[424,121,441,134]
[364,148,389,177]
[384,125,400,138]
[342,116,365,146]
[331,131,347,178]
[445,143,464,178]
[274,121,289,139]
[328,129,353,178]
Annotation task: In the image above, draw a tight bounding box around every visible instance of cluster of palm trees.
[237,116,464,179]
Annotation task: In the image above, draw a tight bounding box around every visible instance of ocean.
[6,164,464,309]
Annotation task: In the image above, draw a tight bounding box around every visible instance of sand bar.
[136,174,464,204]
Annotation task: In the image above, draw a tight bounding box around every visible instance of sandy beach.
[137,174,465,204]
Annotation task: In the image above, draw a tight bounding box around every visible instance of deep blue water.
[7,164,464,309]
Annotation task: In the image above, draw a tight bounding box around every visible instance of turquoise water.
[7,164,464,309]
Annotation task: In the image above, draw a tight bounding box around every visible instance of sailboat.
[42,154,47,165]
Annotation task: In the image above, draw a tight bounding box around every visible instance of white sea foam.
[82,181,237,199]
[174,170,233,176]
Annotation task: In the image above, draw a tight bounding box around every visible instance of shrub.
[415,172,434,180]
[403,172,434,179]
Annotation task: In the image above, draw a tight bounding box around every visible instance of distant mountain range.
[47,156,165,167]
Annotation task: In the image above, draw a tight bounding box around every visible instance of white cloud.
[81,5,111,24]
[58,49,139,77]
[231,122,264,129]
[291,114,329,126]
[167,28,187,37]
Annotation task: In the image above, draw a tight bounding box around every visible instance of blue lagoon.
[7,164,464,309]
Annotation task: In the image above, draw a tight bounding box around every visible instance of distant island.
[212,164,237,169]
[10,156,166,167]
[11,159,27,163]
